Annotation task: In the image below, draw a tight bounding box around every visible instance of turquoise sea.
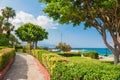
[72,48,113,57]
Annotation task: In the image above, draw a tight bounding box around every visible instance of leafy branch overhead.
[40,0,120,64]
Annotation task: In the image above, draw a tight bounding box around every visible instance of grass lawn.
[69,56,115,65]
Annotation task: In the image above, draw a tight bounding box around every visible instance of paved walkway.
[3,53,45,80]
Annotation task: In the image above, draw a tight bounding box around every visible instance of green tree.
[56,42,71,52]
[9,34,20,47]
[15,23,48,49]
[0,16,4,33]
[2,7,16,38]
[0,33,10,46]
[2,7,16,21]
[40,0,120,64]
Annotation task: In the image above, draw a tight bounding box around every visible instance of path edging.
[34,57,50,80]
[0,57,15,80]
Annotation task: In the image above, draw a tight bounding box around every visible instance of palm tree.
[0,16,4,33]
[3,22,14,38]
[2,7,16,38]
[2,7,16,21]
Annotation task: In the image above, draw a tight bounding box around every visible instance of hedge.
[58,52,81,57]
[30,50,120,80]
[42,53,68,73]
[83,51,99,59]
[31,49,50,63]
[15,46,23,52]
[0,48,15,71]
[51,62,120,80]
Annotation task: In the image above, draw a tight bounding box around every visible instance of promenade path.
[3,53,45,80]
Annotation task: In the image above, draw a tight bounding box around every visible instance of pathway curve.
[3,52,45,80]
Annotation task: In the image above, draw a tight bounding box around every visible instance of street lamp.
[57,30,63,43]
[60,32,62,43]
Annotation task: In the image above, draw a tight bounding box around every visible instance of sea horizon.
[72,48,113,56]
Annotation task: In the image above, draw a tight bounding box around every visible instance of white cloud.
[10,11,58,30]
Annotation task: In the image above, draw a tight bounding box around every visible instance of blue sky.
[0,0,112,48]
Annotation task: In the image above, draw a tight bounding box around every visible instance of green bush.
[83,51,99,59]
[42,53,68,72]
[51,62,120,80]
[0,38,10,46]
[15,46,23,52]
[23,44,31,54]
[31,49,50,63]
[58,52,81,57]
[30,50,120,80]
[0,48,15,71]
[16,49,23,52]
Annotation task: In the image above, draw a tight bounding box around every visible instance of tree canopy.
[15,23,48,49]
[40,0,120,64]
[0,7,15,37]
[0,7,16,47]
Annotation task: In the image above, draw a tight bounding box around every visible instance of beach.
[99,56,114,61]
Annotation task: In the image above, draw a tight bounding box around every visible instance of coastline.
[71,49,115,61]
[99,55,114,61]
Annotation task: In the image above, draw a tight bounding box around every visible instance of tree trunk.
[35,41,37,49]
[98,28,120,64]
[113,53,119,64]
[31,42,34,49]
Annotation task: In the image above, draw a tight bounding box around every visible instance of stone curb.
[0,57,15,80]
[34,57,50,80]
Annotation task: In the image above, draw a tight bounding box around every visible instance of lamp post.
[61,32,62,43]
[57,30,63,43]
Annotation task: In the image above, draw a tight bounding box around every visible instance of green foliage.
[40,0,120,64]
[39,0,116,26]
[9,34,20,46]
[23,44,31,54]
[31,49,50,64]
[36,46,42,49]
[0,33,19,47]
[0,37,10,46]
[30,50,120,79]
[15,23,48,49]
[56,42,71,52]
[51,62,120,80]
[42,53,68,72]
[0,48,15,71]
[1,7,16,37]
[58,52,81,57]
[15,45,23,52]
[83,51,99,59]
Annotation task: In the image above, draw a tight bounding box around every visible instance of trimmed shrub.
[15,46,23,52]
[23,44,31,54]
[0,48,15,71]
[83,51,99,59]
[51,62,120,80]
[0,37,10,46]
[58,52,81,57]
[42,53,68,72]
[16,49,23,52]
[31,49,50,63]
[30,50,120,80]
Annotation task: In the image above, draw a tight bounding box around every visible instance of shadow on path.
[3,53,28,80]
